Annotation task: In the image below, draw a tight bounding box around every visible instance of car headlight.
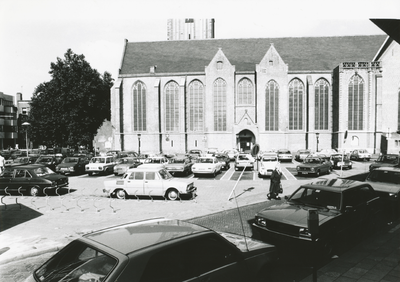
[299,228,312,238]
[69,167,74,171]
[296,166,300,171]
[311,168,315,172]
[256,217,267,227]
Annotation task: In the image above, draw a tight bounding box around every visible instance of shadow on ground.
[0,204,42,232]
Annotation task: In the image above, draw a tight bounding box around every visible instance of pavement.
[0,170,399,282]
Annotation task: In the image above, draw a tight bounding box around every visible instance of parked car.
[35,155,62,171]
[369,154,399,171]
[277,149,292,162]
[294,149,312,162]
[85,156,116,176]
[350,149,371,161]
[104,167,197,200]
[25,218,277,282]
[234,153,255,171]
[5,156,31,166]
[164,155,193,176]
[365,166,400,221]
[55,156,90,175]
[113,157,141,176]
[192,156,222,177]
[141,156,169,167]
[253,179,382,257]
[187,149,203,159]
[0,164,68,196]
[214,152,231,170]
[317,148,338,158]
[258,153,279,178]
[296,155,332,176]
[223,149,239,161]
[330,153,353,169]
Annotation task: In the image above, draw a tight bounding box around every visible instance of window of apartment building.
[289,78,304,130]
[315,79,330,130]
[133,81,147,131]
[237,78,253,105]
[348,74,364,130]
[213,78,227,131]
[187,80,204,131]
[265,80,279,131]
[165,81,180,132]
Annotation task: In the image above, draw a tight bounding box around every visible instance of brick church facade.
[110,34,400,155]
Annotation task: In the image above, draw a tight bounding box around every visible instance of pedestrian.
[0,153,5,173]
[268,166,282,200]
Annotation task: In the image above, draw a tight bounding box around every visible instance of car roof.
[5,164,46,169]
[300,179,368,192]
[372,166,400,171]
[84,218,209,255]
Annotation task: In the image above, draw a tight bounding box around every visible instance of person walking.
[268,166,282,200]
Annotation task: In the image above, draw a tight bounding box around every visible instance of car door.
[143,171,164,197]
[12,169,33,194]
[0,168,14,193]
[124,171,144,196]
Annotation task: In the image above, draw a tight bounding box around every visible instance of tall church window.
[289,78,304,130]
[237,78,253,105]
[165,81,180,132]
[187,80,204,131]
[315,79,329,130]
[133,81,146,131]
[265,80,279,131]
[213,78,227,131]
[348,74,364,130]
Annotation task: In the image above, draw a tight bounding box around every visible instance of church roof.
[119,35,387,75]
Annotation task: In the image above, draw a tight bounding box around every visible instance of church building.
[110,33,400,155]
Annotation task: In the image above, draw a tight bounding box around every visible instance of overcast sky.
[1,0,399,99]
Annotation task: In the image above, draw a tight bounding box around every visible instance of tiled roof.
[120,35,387,75]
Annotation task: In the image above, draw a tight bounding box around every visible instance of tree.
[29,49,113,151]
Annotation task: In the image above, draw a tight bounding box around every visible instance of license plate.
[61,168,68,171]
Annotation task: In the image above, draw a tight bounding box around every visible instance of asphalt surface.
[0,169,399,282]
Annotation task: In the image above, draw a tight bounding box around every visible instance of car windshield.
[38,157,53,162]
[34,166,54,176]
[299,150,310,154]
[367,170,400,184]
[62,157,79,163]
[376,155,399,164]
[90,158,105,164]
[199,158,213,163]
[118,158,136,164]
[171,158,185,163]
[238,155,249,160]
[34,241,117,282]
[262,157,277,162]
[304,158,320,164]
[332,154,348,160]
[289,187,341,210]
[158,169,173,179]
[146,158,163,163]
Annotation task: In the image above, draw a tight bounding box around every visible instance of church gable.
[205,48,235,73]
[257,43,288,74]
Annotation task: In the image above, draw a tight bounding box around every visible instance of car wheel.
[88,172,92,176]
[349,165,352,169]
[114,173,118,176]
[115,189,127,199]
[319,237,335,258]
[316,170,320,177]
[30,186,40,196]
[213,171,217,177]
[166,189,179,201]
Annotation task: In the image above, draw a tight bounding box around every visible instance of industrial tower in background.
[167,19,215,40]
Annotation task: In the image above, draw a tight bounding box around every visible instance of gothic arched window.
[265,80,279,131]
[165,81,180,132]
[289,78,304,130]
[213,78,227,131]
[237,78,253,105]
[132,81,146,131]
[348,75,364,130]
[187,80,204,131]
[315,79,330,130]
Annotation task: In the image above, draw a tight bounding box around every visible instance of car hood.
[57,162,78,168]
[115,163,133,169]
[365,180,400,193]
[298,163,323,168]
[165,163,185,168]
[256,201,338,227]
[217,231,275,253]
[260,161,278,169]
[41,173,68,181]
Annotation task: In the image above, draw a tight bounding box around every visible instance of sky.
[1,0,399,100]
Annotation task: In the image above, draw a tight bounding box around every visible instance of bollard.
[93,198,104,212]
[1,186,9,210]
[109,197,117,213]
[133,190,140,202]
[148,190,153,202]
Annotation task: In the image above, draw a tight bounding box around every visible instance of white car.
[258,153,280,177]
[191,157,222,177]
[104,167,197,200]
[224,149,239,161]
[350,149,371,161]
[142,156,169,167]
[85,156,116,176]
[277,149,293,162]
[235,154,255,171]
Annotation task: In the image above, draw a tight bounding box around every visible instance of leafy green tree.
[29,49,113,151]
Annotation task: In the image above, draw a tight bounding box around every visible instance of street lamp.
[316,132,320,152]
[22,122,31,157]
[137,133,141,155]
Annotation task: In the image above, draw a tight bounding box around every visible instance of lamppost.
[22,122,31,157]
[316,132,320,152]
[137,133,141,155]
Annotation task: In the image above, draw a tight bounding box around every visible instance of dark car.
[215,152,231,170]
[55,156,90,175]
[0,164,68,196]
[296,155,332,176]
[5,156,31,166]
[253,179,382,257]
[164,155,194,176]
[369,154,399,171]
[25,218,277,282]
[35,155,62,171]
[330,153,353,169]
